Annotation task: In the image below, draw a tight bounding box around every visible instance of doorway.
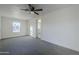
[36,19,42,39]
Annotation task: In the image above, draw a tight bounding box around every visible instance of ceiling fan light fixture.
[21,4,43,15]
[30,11,34,14]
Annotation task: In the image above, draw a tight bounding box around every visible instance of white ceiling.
[0,4,38,20]
[0,4,77,20]
[33,4,76,15]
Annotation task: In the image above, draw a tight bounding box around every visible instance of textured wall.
[41,6,79,52]
[1,16,29,39]
[0,16,1,39]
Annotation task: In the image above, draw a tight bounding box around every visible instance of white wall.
[1,16,29,39]
[41,6,79,52]
[0,16,1,39]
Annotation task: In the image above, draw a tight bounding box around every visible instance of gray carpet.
[0,36,79,55]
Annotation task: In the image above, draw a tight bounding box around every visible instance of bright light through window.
[13,22,20,32]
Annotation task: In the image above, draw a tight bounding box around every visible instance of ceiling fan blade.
[34,12,39,15]
[28,4,35,11]
[21,9,29,11]
[34,9,43,11]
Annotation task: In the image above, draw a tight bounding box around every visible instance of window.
[12,22,21,32]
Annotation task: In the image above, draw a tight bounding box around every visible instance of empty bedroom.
[0,4,79,55]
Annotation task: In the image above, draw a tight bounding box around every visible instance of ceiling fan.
[21,4,43,15]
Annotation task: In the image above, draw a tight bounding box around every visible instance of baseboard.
[39,39,79,53]
[1,35,30,40]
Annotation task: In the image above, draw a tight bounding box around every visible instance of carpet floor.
[0,36,79,55]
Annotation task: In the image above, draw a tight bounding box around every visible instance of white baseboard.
[1,35,29,40]
[40,39,79,53]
